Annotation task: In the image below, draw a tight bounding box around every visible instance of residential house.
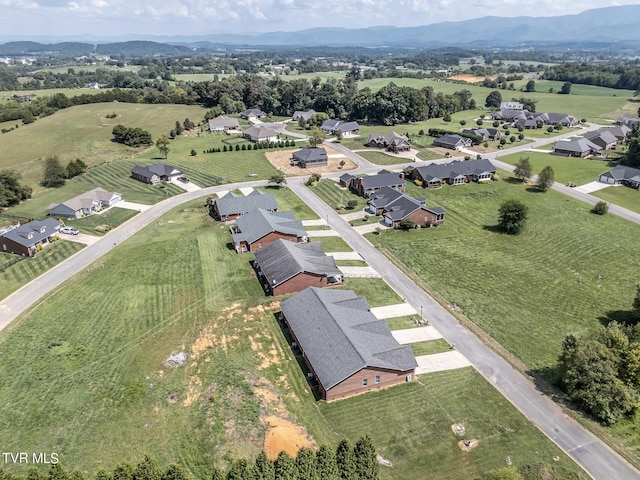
[350,170,405,198]
[616,114,640,130]
[338,173,357,189]
[366,132,411,152]
[605,125,632,141]
[320,119,360,136]
[533,112,577,127]
[48,187,122,218]
[409,158,497,187]
[85,82,100,89]
[584,130,618,150]
[366,186,405,215]
[291,147,328,168]
[0,218,61,257]
[131,164,183,184]
[366,187,445,228]
[243,125,278,143]
[513,117,539,129]
[491,108,532,121]
[253,240,343,296]
[599,165,640,189]
[553,138,602,157]
[240,108,267,120]
[433,134,472,151]
[279,287,417,401]
[292,109,316,122]
[210,190,278,221]
[230,209,308,254]
[500,101,524,110]
[461,128,501,141]
[208,115,240,132]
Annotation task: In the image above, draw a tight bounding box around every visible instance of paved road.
[288,177,640,480]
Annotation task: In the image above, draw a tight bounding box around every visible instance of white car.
[60,226,79,235]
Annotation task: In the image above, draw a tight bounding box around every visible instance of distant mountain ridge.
[1,5,640,50]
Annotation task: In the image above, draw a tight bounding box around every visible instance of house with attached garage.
[599,165,640,189]
[409,158,497,188]
[367,131,411,152]
[290,147,328,168]
[243,125,279,143]
[553,138,602,157]
[131,164,183,184]
[616,114,640,130]
[338,173,357,189]
[584,129,618,150]
[240,108,267,120]
[253,240,343,296]
[462,128,501,141]
[605,125,632,141]
[208,115,240,132]
[0,218,61,257]
[366,187,445,228]
[433,134,472,151]
[533,112,577,127]
[209,190,278,222]
[292,109,316,122]
[350,170,405,198]
[48,187,121,218]
[279,286,417,401]
[320,119,360,136]
[230,208,308,254]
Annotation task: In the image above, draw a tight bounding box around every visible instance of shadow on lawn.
[482,224,503,233]
[598,309,638,326]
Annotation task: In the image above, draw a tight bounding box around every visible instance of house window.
[2,244,5,251]
[375,376,380,384]
[362,379,368,387]
[406,374,413,382]
[258,242,263,249]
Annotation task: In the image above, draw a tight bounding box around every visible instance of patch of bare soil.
[451,423,465,436]
[263,415,315,460]
[265,146,357,176]
[467,145,499,154]
[458,439,479,451]
[429,147,459,157]
[450,74,488,83]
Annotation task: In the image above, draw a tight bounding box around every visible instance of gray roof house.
[433,134,472,151]
[292,109,316,122]
[553,138,602,157]
[491,109,532,121]
[500,101,524,110]
[240,108,267,120]
[350,171,406,198]
[533,112,578,127]
[599,165,640,189]
[253,240,343,295]
[367,131,411,152]
[0,218,61,257]
[320,119,360,136]
[48,187,122,218]
[616,114,640,129]
[280,287,417,401]
[131,164,183,184]
[410,158,496,187]
[230,209,308,254]
[605,124,632,141]
[243,125,278,143]
[461,128,501,141]
[210,190,278,221]
[208,115,240,132]
[584,129,618,150]
[291,147,328,168]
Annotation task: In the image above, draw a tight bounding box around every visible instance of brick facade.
[270,272,329,296]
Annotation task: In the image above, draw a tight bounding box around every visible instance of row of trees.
[0,170,31,207]
[41,157,88,188]
[543,63,640,91]
[112,125,154,147]
[621,128,640,168]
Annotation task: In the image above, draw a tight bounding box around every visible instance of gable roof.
[554,138,602,153]
[208,115,240,129]
[292,109,316,121]
[292,147,328,163]
[434,134,471,148]
[382,195,423,221]
[339,173,356,183]
[232,209,307,245]
[213,190,278,218]
[584,129,618,145]
[601,165,640,181]
[244,125,278,139]
[336,121,360,132]
[1,218,61,247]
[358,172,405,190]
[367,131,409,146]
[254,240,341,288]
[368,186,406,209]
[48,187,119,213]
[413,158,496,181]
[280,287,417,391]
[132,163,182,180]
[241,108,266,117]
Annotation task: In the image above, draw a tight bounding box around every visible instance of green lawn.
[591,185,640,214]
[307,235,353,252]
[311,179,369,212]
[337,278,402,308]
[386,315,423,330]
[256,187,319,220]
[0,240,84,300]
[357,151,413,165]
[334,260,368,267]
[497,150,614,185]
[410,339,452,356]
[66,207,139,236]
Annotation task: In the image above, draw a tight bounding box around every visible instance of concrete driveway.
[339,265,380,278]
[59,233,100,246]
[327,251,361,260]
[370,303,417,319]
[117,201,152,212]
[415,351,472,374]
[307,229,340,237]
[575,181,614,194]
[392,326,444,343]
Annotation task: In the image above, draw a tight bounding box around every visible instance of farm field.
[0,102,208,190]
[0,87,110,101]
[592,185,640,214]
[0,240,84,300]
[0,199,583,480]
[497,150,613,185]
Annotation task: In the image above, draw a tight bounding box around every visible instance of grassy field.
[387,315,423,330]
[0,87,110,102]
[356,151,414,165]
[66,207,139,236]
[0,199,584,479]
[497,150,614,185]
[0,240,84,300]
[307,234,353,252]
[0,102,208,190]
[255,187,319,220]
[410,339,453,356]
[310,179,369,212]
[591,185,640,214]
[336,278,402,308]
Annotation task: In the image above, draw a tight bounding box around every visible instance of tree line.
[543,63,640,91]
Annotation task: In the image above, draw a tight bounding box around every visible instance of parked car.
[60,227,79,235]
[177,176,189,183]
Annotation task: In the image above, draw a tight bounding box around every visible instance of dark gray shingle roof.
[232,209,307,245]
[1,218,61,247]
[293,147,328,163]
[214,191,277,218]
[360,172,405,190]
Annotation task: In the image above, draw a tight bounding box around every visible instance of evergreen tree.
[71,471,87,480]
[41,156,66,188]
[498,199,528,235]
[335,439,356,480]
[210,467,224,480]
[353,436,379,480]
[27,467,45,480]
[112,463,134,480]
[274,452,296,480]
[253,452,275,480]
[160,465,188,480]
[315,445,339,480]
[225,460,251,480]
[175,121,184,136]
[94,469,111,480]
[132,456,162,480]
[47,465,71,480]
[295,448,317,480]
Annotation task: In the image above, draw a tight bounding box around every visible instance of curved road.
[1,126,639,478]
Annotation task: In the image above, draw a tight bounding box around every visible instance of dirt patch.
[264,415,315,460]
[467,145,499,154]
[265,146,357,177]
[429,147,461,157]
[450,74,488,83]
[458,439,479,451]
[249,335,280,370]
[167,393,179,404]
[451,423,465,436]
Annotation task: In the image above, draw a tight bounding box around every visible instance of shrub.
[493,121,499,127]
[459,120,467,126]
[592,201,608,215]
[414,179,423,187]
[476,119,483,126]
[190,149,197,156]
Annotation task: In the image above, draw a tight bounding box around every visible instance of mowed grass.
[592,185,640,214]
[357,151,414,165]
[307,235,353,252]
[66,207,139,236]
[0,102,207,190]
[255,186,319,220]
[320,369,582,480]
[337,278,402,308]
[497,150,614,185]
[410,339,452,356]
[311,179,369,212]
[370,175,640,371]
[0,240,84,299]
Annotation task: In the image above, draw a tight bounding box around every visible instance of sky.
[0,0,639,39]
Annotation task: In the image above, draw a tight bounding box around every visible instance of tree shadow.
[598,310,638,326]
[504,176,524,185]
[482,224,503,233]
[525,186,545,193]
[225,242,236,252]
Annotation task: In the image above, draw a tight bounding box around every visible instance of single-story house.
[240,108,267,120]
[48,187,122,218]
[253,240,343,296]
[433,134,472,151]
[616,114,640,130]
[338,173,357,189]
[605,125,632,141]
[292,109,316,122]
[243,125,278,143]
[584,130,618,150]
[320,119,360,136]
[367,187,445,228]
[599,165,640,189]
[350,170,405,198]
[461,128,501,141]
[492,109,532,121]
[512,118,539,129]
[280,286,417,401]
[208,115,240,132]
[230,208,308,254]
[291,147,328,168]
[131,164,183,184]
[553,138,602,157]
[533,112,578,127]
[367,132,411,152]
[210,190,278,221]
[410,158,497,187]
[0,218,61,257]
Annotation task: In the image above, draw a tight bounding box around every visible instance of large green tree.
[498,199,528,235]
[315,445,339,480]
[253,452,275,480]
[513,157,532,183]
[274,452,296,480]
[353,436,379,480]
[41,156,66,188]
[335,439,356,480]
[308,127,325,147]
[269,171,287,188]
[537,165,555,191]
[156,135,171,159]
[295,447,317,480]
[0,170,31,206]
[485,90,503,109]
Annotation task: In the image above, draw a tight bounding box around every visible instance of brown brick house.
[210,190,278,221]
[230,208,308,254]
[253,240,343,295]
[350,170,405,198]
[280,287,417,401]
[366,187,445,228]
[0,218,61,257]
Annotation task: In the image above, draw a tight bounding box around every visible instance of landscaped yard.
[591,185,640,214]
[310,179,369,212]
[66,207,139,235]
[410,339,452,356]
[356,150,413,165]
[255,186,319,220]
[307,235,353,252]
